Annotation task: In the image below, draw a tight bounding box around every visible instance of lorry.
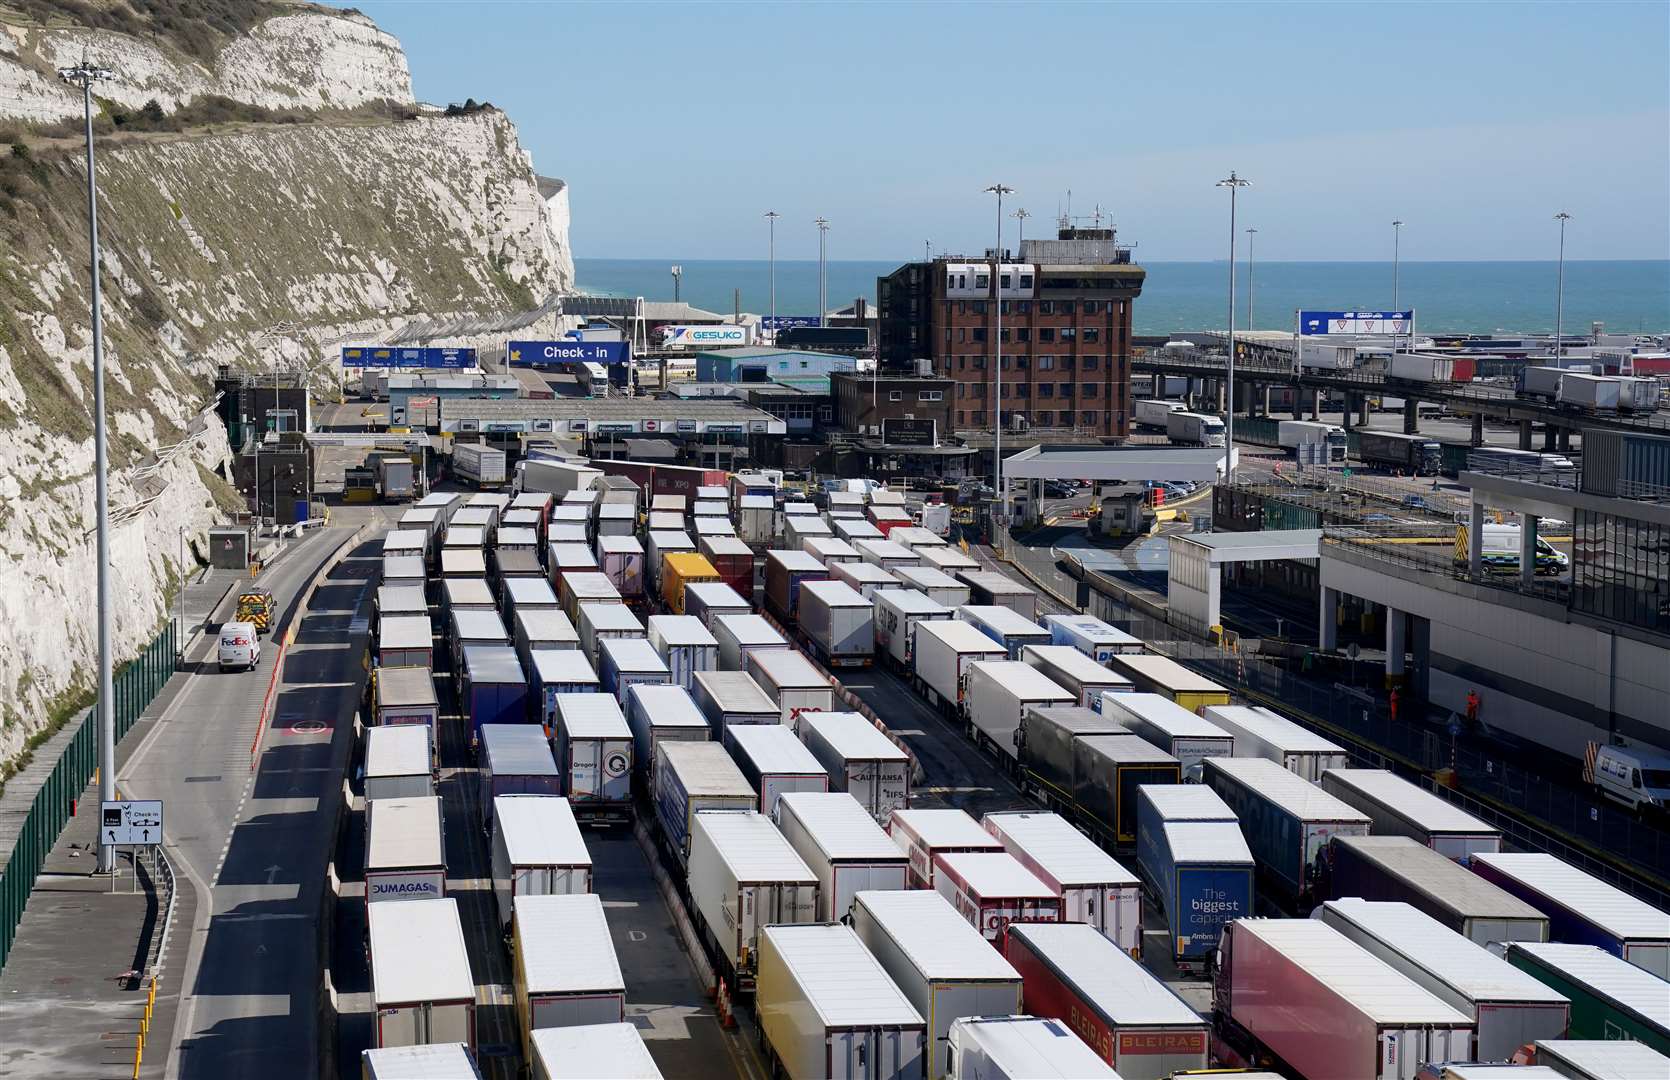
[956,606,1050,661]
[775,792,911,922]
[745,648,835,724]
[1557,371,1660,413]
[1316,898,1572,1062]
[830,560,900,601]
[644,530,694,595]
[723,723,829,815]
[712,613,789,672]
[528,1024,661,1080]
[1042,613,1143,662]
[577,603,643,672]
[944,1016,1118,1080]
[1526,1039,1670,1080]
[964,661,1077,763]
[1320,768,1501,858]
[1359,430,1444,475]
[738,493,776,546]
[956,573,1037,621]
[598,637,671,706]
[932,851,1061,944]
[364,796,446,908]
[489,795,591,933]
[693,670,781,734]
[1069,733,1182,843]
[981,811,1142,955]
[661,552,720,615]
[1100,692,1233,780]
[684,582,751,631]
[764,549,830,624]
[377,615,433,670]
[1134,399,1186,429]
[1204,756,1371,909]
[687,810,820,991]
[1389,353,1459,383]
[893,566,972,609]
[514,609,581,666]
[912,621,1008,717]
[1015,705,1127,805]
[1503,943,1670,1052]
[785,514,834,551]
[699,535,755,599]
[452,442,507,488]
[551,694,633,819]
[1166,411,1226,448]
[511,894,626,1060]
[1004,921,1211,1079]
[596,535,645,601]
[361,1044,482,1080]
[365,725,435,801]
[850,890,1024,1080]
[478,724,562,834]
[1469,852,1670,977]
[368,898,475,1051]
[1204,704,1350,782]
[1214,917,1475,1079]
[623,684,709,791]
[517,458,599,497]
[646,615,719,691]
[754,923,927,1080]
[1019,645,1132,709]
[1328,835,1549,947]
[1278,419,1348,463]
[652,741,758,866]
[888,808,1005,890]
[1135,785,1254,969]
[459,647,528,740]
[795,711,911,825]
[873,588,951,671]
[1103,654,1232,713]
[372,666,440,734]
[797,579,875,667]
[854,539,920,574]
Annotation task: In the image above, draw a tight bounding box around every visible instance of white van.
[218,621,261,672]
[1592,743,1670,811]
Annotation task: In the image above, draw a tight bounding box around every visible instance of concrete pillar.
[1342,395,1355,431]
[1543,424,1557,451]
[1557,427,1572,452]
[1359,397,1371,428]
[1403,398,1419,435]
[1518,419,1533,450]
[1292,388,1305,420]
[1468,499,1484,579]
[1309,389,1321,421]
[1471,413,1484,447]
[1260,385,1271,417]
[1216,379,1227,413]
[1386,607,1408,682]
[1520,514,1539,586]
[1319,586,1340,651]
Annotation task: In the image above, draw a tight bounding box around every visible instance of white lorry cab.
[1591,743,1670,812]
[218,621,261,672]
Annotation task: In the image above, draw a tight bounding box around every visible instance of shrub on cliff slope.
[8,0,285,61]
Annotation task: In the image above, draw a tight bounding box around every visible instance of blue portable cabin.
[461,645,527,743]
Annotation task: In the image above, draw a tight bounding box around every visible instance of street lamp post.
[60,58,118,874]
[1245,227,1257,330]
[985,183,1014,524]
[1217,171,1250,484]
[1392,219,1403,309]
[670,265,682,304]
[764,211,779,329]
[1554,212,1571,361]
[815,218,829,326]
[1012,207,1030,251]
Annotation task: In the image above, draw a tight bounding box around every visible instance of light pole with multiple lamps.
[1217,171,1249,484]
[1245,226,1257,330]
[1392,219,1404,309]
[59,58,118,874]
[764,210,779,328]
[670,265,682,304]
[1553,212,1571,361]
[1012,207,1030,250]
[814,218,829,326]
[985,183,1014,524]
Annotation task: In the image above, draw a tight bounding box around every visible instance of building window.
[1058,301,1074,315]
[1039,301,1054,315]
[999,329,1010,343]
[975,273,989,289]
[819,406,833,422]
[1059,355,1074,370]
[999,384,1009,398]
[1058,383,1073,398]
[972,328,986,343]
[973,356,986,369]
[1015,356,1029,369]
[1017,300,1031,314]
[957,410,966,424]
[1016,327,1030,342]
[1038,355,1053,370]
[1083,356,1098,370]
[1083,383,1098,397]
[1060,410,1074,425]
[919,390,943,401]
[944,327,952,343]
[957,327,966,343]
[1014,384,1029,398]
[973,411,986,425]
[1083,327,1100,342]
[972,300,986,315]
[889,390,903,402]
[999,274,1011,290]
[1019,274,1034,289]
[1084,301,1099,315]
[1060,327,1077,341]
[1081,410,1097,426]
[1039,328,1055,343]
[956,300,966,315]
[957,384,966,398]
[1038,384,1054,398]
[957,356,966,370]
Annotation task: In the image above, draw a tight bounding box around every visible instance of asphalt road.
[113,520,377,1079]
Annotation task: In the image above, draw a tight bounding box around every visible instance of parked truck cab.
[1592,743,1670,812]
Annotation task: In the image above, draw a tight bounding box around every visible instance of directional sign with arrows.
[100,800,164,847]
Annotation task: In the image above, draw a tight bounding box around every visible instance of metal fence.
[0,621,178,971]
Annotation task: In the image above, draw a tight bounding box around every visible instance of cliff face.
[0,4,572,766]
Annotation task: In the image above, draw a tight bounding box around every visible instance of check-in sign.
[101,800,164,846]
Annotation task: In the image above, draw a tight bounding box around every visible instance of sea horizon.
[576,256,1670,338]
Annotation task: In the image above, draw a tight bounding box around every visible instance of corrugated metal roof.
[1206,758,1371,823]
[1475,853,1670,941]
[796,712,908,763]
[1108,653,1228,695]
[1321,900,1568,1005]
[453,609,508,641]
[695,810,818,882]
[762,924,924,1028]
[498,527,539,548]
[496,795,590,868]
[778,792,906,861]
[529,1023,662,1080]
[480,724,559,777]
[444,525,486,547]
[440,549,487,575]
[894,566,964,591]
[366,797,443,871]
[967,661,1077,703]
[803,536,858,559]
[855,890,1019,981]
[872,588,946,616]
[768,548,826,571]
[369,898,473,1005]
[377,585,428,615]
[505,577,558,607]
[514,894,624,995]
[915,618,1008,656]
[365,725,430,778]
[983,811,1139,887]
[1022,645,1133,687]
[683,582,748,609]
[564,572,621,601]
[1323,769,1498,836]
[695,670,778,711]
[1234,919,1473,1025]
[599,535,643,555]
[1009,922,1207,1026]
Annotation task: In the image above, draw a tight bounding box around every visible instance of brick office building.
[876,228,1145,438]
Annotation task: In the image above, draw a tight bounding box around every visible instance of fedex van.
[218,621,261,672]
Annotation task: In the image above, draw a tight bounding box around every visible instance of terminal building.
[875,225,1146,438]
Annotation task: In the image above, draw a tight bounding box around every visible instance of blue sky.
[342,1,1669,264]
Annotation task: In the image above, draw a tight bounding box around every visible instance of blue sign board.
[507,339,629,367]
[1298,310,1414,336]
[341,345,476,369]
[759,315,820,331]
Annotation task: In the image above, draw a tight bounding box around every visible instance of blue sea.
[576,258,1670,337]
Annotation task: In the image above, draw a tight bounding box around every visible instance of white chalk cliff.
[0,4,572,765]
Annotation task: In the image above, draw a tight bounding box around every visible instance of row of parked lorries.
[358,470,1669,1079]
